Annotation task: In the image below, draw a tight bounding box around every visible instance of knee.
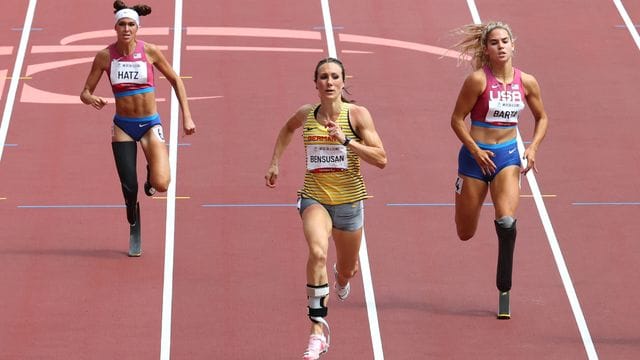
[308,247,328,266]
[341,265,359,280]
[496,216,516,229]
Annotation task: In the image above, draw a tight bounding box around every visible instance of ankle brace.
[307,284,330,344]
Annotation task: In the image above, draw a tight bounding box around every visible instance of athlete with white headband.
[80,0,196,257]
[114,8,140,27]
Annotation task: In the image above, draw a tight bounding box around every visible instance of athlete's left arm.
[349,105,387,169]
[522,72,549,174]
[146,43,196,135]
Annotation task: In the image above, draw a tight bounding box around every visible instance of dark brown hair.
[113,0,152,16]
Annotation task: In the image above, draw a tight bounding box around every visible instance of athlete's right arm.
[450,71,496,175]
[265,105,311,188]
[80,50,109,110]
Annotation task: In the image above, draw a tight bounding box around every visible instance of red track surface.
[1,1,639,359]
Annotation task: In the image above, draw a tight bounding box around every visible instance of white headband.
[115,8,140,26]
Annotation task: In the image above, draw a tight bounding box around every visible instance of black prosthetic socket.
[127,202,140,226]
[112,141,138,224]
[495,218,517,292]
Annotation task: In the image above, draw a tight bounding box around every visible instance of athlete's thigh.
[333,227,362,266]
[489,166,520,218]
[331,201,363,265]
[455,174,489,237]
[112,123,134,142]
[301,204,333,251]
[140,126,169,176]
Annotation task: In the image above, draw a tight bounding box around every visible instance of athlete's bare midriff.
[115,92,157,118]
[469,125,517,144]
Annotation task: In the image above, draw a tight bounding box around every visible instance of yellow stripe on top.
[298,103,368,205]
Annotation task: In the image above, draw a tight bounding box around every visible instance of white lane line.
[465,2,598,359]
[320,2,384,359]
[613,0,640,51]
[0,0,37,162]
[359,229,385,359]
[320,0,338,58]
[466,0,481,24]
[160,0,184,358]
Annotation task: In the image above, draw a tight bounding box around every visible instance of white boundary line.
[465,2,598,359]
[0,0,37,162]
[320,2,384,359]
[320,0,338,57]
[359,229,385,359]
[159,0,183,358]
[613,0,640,51]
[466,0,481,25]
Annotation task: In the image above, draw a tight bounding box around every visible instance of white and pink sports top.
[470,66,525,128]
[107,40,155,98]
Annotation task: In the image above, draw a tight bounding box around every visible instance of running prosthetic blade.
[497,291,511,319]
[128,203,142,257]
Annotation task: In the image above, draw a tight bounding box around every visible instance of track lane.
[1,1,639,359]
[0,2,26,105]
[328,3,612,358]
[474,1,640,359]
[170,0,374,358]
[0,1,180,358]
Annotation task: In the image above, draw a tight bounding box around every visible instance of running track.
[0,1,639,359]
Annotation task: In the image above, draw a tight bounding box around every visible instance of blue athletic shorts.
[297,197,364,232]
[458,138,521,182]
[113,113,162,141]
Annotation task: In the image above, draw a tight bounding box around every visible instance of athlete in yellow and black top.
[299,103,368,205]
[265,58,386,360]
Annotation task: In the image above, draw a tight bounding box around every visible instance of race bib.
[486,89,524,124]
[110,60,148,85]
[306,144,348,172]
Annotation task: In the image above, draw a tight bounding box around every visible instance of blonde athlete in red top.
[451,21,548,319]
[265,58,386,360]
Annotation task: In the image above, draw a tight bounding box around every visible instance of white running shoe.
[333,264,351,301]
[302,334,329,360]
